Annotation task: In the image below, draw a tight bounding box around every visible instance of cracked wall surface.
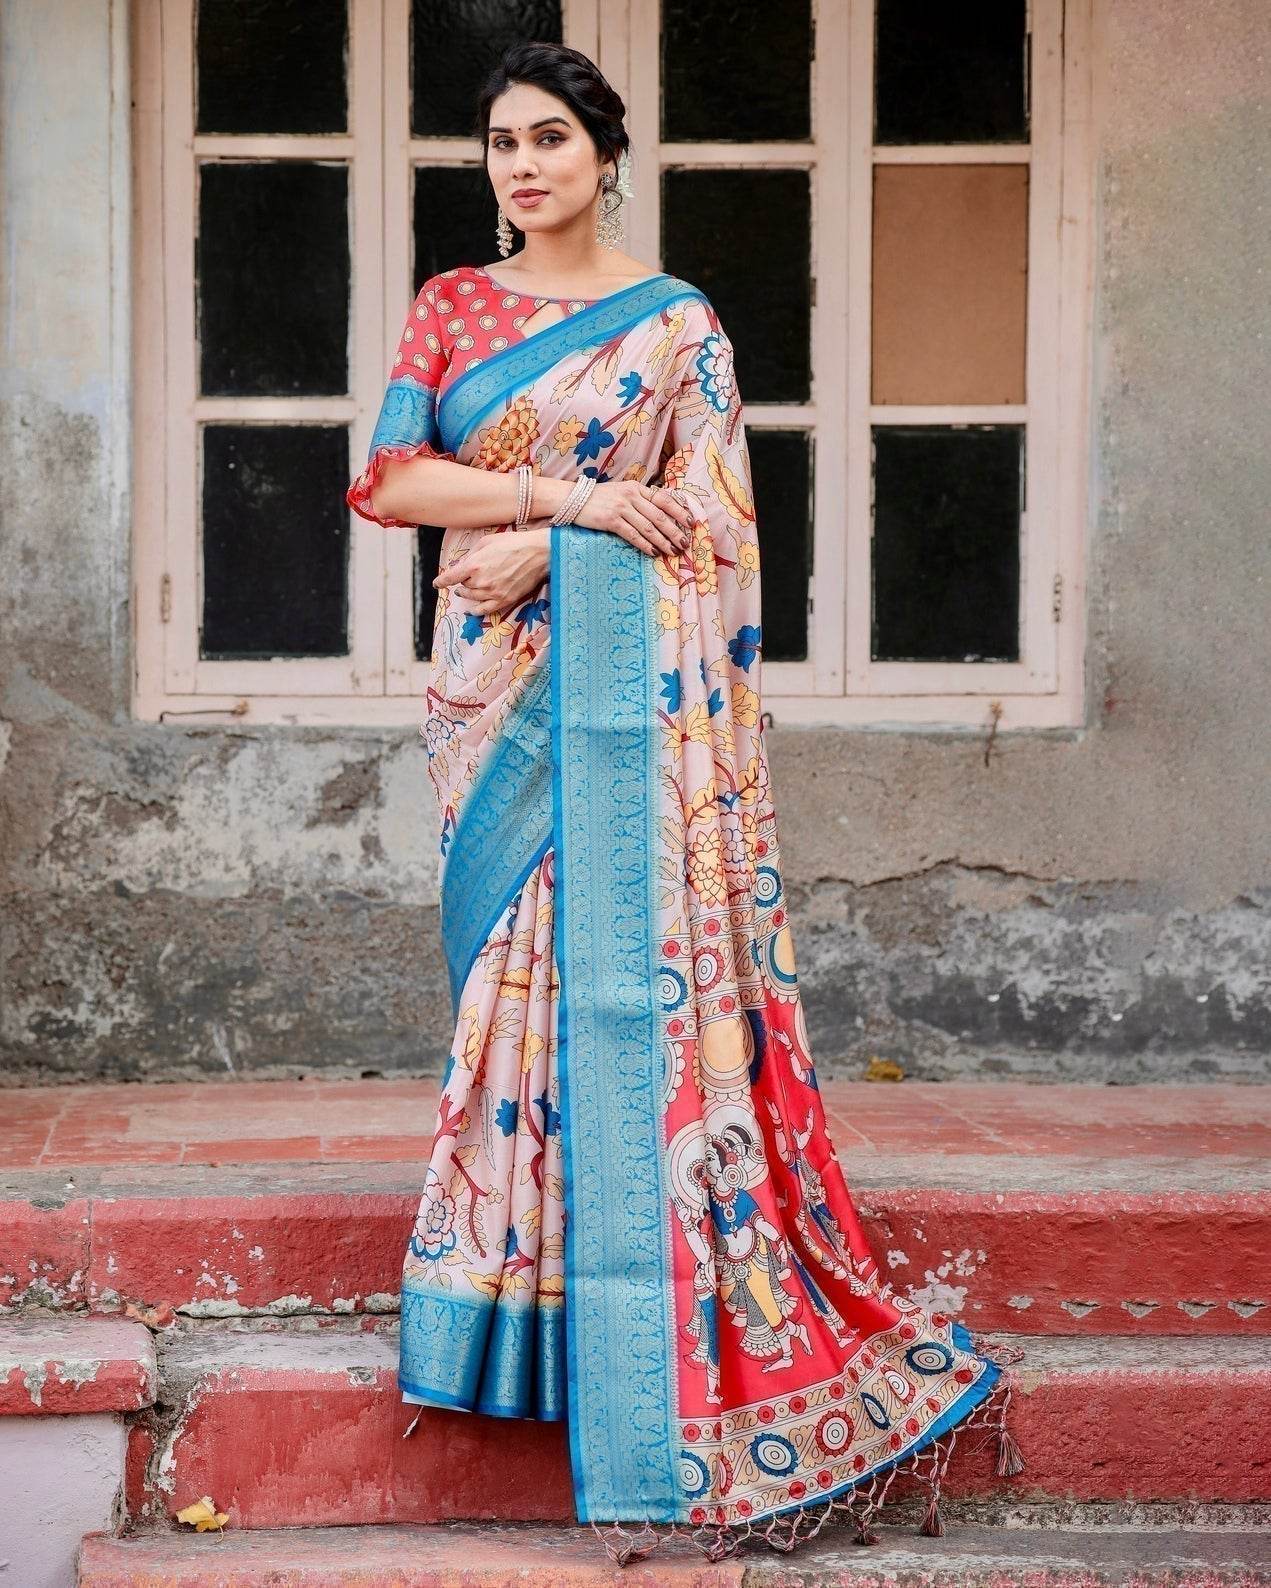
[1,0,1269,1084]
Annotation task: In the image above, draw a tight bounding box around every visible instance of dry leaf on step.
[175,1495,229,1532]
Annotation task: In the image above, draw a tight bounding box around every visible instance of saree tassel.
[990,1379,1027,1476]
[851,1479,883,1548]
[592,1518,659,1566]
[918,1485,946,1538]
[959,1350,1027,1480]
[401,1407,423,1439]
[761,1512,800,1553]
[917,1433,952,1537]
[996,1424,1027,1477]
[693,1522,740,1562]
[852,1514,881,1546]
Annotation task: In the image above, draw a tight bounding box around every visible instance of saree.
[347,265,1023,1559]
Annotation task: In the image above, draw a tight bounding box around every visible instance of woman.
[347,40,1023,1566]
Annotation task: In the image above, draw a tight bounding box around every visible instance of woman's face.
[485,82,609,236]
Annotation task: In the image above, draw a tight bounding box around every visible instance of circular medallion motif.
[693,947,724,993]
[750,1432,798,1477]
[883,1368,914,1403]
[679,1451,710,1497]
[699,1013,753,1095]
[763,924,799,998]
[905,1342,954,1376]
[814,1410,853,1456]
[860,1392,891,1429]
[659,967,688,1011]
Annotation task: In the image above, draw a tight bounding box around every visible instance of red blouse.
[346,265,600,528]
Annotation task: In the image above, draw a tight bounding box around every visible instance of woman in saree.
[346,40,1023,1566]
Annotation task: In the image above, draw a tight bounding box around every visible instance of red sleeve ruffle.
[346,432,455,529]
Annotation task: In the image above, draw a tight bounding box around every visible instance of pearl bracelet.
[550,473,598,527]
[513,461,533,529]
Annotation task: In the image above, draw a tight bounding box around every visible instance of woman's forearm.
[372,455,574,530]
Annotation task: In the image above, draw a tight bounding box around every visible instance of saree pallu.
[348,268,1023,1557]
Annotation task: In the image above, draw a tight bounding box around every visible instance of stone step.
[123,1320,1269,1530]
[76,1516,1271,1587]
[4,1079,1267,1337]
[0,1311,155,1415]
[0,1314,158,1588]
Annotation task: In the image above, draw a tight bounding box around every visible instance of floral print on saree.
[347,265,1024,1560]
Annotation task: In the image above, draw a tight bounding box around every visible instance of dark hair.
[474,41,629,172]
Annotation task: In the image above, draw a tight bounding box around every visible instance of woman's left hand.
[433,523,551,615]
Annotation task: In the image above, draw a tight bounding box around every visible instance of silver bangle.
[513,462,533,529]
[550,473,597,527]
[549,478,582,526]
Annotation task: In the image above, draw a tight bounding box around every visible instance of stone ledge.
[0,1311,156,1415]
[77,1517,1271,1586]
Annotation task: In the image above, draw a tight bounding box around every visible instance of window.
[133,0,1092,728]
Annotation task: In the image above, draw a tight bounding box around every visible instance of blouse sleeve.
[345,281,457,528]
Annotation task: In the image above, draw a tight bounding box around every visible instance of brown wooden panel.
[872,164,1028,405]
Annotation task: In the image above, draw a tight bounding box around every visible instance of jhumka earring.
[495,205,515,257]
[596,147,634,249]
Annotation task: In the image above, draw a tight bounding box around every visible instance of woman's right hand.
[572,479,695,558]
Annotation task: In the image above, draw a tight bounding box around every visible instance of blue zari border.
[440,662,554,1019]
[439,274,706,455]
[368,375,442,455]
[550,522,681,1523]
[400,1282,565,1420]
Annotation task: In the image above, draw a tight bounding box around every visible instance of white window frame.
[133,0,1092,729]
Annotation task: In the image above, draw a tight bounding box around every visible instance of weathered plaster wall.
[1,0,1268,1085]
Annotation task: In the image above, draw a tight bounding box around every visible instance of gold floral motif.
[689,518,718,596]
[475,394,540,471]
[552,415,585,454]
[686,825,728,908]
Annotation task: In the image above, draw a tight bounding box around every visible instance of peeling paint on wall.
[1,0,1269,1084]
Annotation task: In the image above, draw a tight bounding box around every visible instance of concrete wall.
[1,0,1268,1086]
[0,1413,125,1588]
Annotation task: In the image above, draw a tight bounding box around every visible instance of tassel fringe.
[996,1425,1027,1477]
[584,1333,1027,1567]
[918,1486,945,1538]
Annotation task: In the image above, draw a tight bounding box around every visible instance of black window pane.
[871,425,1022,663]
[750,430,811,662]
[196,0,348,134]
[662,0,811,142]
[415,529,444,660]
[662,169,811,404]
[875,0,1028,144]
[202,425,349,658]
[411,0,562,138]
[199,162,349,397]
[413,165,499,290]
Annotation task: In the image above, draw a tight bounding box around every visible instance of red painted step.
[77,1518,1271,1587]
[122,1320,1270,1531]
[3,1079,1266,1337]
[0,1312,155,1416]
